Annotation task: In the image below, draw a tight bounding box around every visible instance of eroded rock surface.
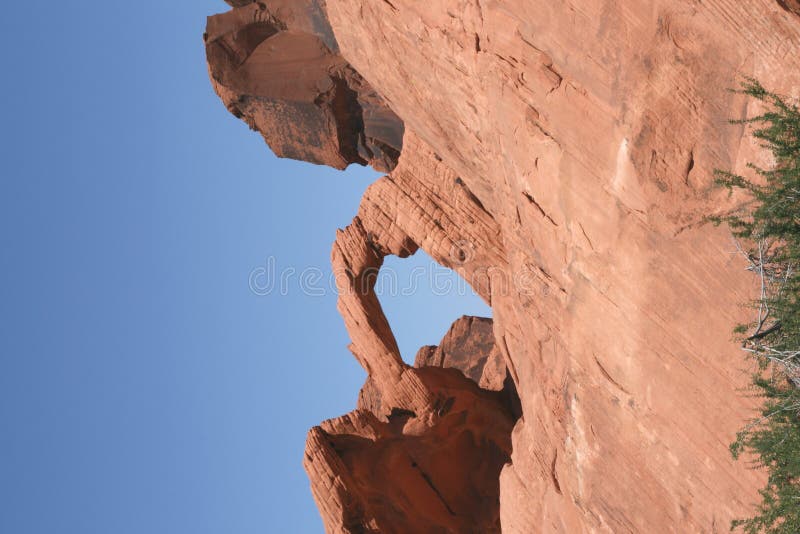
[306,317,518,533]
[415,316,506,391]
[205,0,403,171]
[206,0,800,532]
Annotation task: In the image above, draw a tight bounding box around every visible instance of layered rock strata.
[206,0,800,532]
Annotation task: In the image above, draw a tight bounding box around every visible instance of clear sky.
[0,2,490,533]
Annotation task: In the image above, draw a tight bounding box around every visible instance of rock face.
[306,316,519,533]
[415,316,506,392]
[206,0,800,532]
[205,0,403,171]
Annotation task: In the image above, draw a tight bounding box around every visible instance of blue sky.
[0,2,490,533]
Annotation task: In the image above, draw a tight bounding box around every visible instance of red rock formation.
[206,0,800,532]
[305,317,518,533]
[205,0,403,171]
[415,316,506,392]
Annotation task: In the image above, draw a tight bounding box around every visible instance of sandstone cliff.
[206,1,800,532]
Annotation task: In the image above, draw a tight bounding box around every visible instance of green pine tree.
[714,79,800,534]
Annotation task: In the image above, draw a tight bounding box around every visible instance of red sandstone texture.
[206,1,800,532]
[206,0,403,171]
